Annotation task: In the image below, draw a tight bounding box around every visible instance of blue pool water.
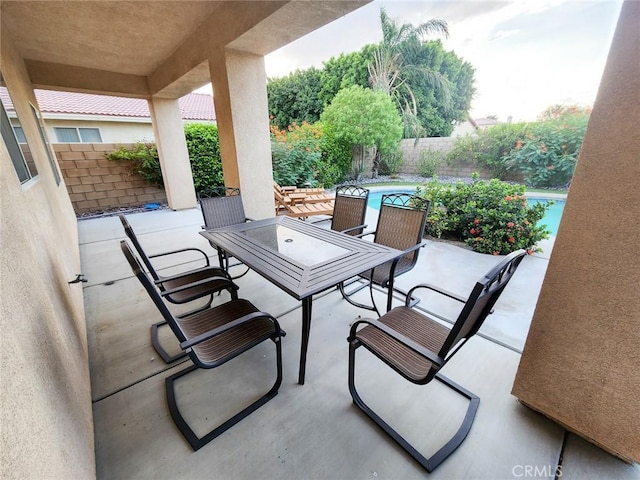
[366,189,565,236]
[528,198,565,236]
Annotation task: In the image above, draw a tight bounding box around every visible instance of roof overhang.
[1,0,370,99]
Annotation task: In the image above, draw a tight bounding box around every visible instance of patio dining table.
[200,216,401,384]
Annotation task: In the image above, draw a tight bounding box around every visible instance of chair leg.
[151,321,188,363]
[348,340,480,473]
[338,279,380,316]
[165,336,284,451]
[218,246,251,280]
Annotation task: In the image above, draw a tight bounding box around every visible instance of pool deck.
[81,204,639,480]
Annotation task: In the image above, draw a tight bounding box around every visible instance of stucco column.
[148,97,197,210]
[209,48,274,219]
[512,0,640,463]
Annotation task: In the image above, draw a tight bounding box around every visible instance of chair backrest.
[374,193,430,271]
[120,240,188,343]
[331,185,369,236]
[198,187,247,230]
[119,214,160,281]
[439,249,527,360]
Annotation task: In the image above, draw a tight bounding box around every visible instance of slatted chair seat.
[178,299,279,367]
[347,249,527,472]
[355,306,449,382]
[160,268,235,303]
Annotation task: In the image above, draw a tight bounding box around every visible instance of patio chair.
[329,185,369,236]
[273,182,334,216]
[119,214,238,363]
[347,249,527,472]
[273,180,326,194]
[339,193,430,315]
[121,240,284,451]
[198,187,252,279]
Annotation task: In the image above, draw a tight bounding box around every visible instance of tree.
[318,47,375,108]
[267,67,324,129]
[368,7,451,138]
[403,40,476,136]
[320,85,403,178]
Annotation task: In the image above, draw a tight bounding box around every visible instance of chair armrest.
[149,247,211,267]
[159,275,237,296]
[397,240,427,257]
[355,230,376,239]
[155,265,231,285]
[406,283,466,304]
[181,311,281,350]
[341,224,368,235]
[349,317,444,367]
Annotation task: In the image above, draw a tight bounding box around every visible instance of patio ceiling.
[0,0,369,98]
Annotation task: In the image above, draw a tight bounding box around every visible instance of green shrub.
[446,123,528,179]
[183,123,224,191]
[105,123,224,192]
[316,122,352,186]
[379,146,404,177]
[417,148,445,177]
[415,176,551,255]
[105,142,163,186]
[270,122,323,187]
[504,115,587,188]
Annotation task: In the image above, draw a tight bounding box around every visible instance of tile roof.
[0,87,215,121]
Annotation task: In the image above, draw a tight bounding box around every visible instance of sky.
[199,0,624,123]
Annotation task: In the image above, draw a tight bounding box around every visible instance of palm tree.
[369,8,452,138]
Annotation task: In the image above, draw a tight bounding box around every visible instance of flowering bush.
[504,112,588,188]
[446,105,590,188]
[415,176,551,255]
[270,121,322,187]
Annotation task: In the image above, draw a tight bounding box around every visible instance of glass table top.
[240,224,350,266]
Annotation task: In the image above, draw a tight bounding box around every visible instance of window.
[54,126,102,143]
[13,125,26,142]
[31,104,61,185]
[1,88,38,184]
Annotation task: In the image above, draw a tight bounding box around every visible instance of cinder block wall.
[399,138,493,178]
[54,143,166,213]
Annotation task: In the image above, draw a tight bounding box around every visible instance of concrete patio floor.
[79,204,639,479]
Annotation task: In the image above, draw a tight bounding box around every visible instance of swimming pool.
[366,189,565,236]
[528,198,565,236]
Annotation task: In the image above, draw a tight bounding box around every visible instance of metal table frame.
[200,216,401,384]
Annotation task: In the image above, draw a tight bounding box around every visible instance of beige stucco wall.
[43,118,156,143]
[0,28,96,479]
[512,0,640,463]
[210,48,275,219]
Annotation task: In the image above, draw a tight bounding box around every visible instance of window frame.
[30,103,61,185]
[53,126,102,143]
[1,92,38,185]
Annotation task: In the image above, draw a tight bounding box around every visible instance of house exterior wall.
[10,117,215,144]
[512,0,640,463]
[43,118,156,143]
[53,143,167,213]
[0,28,96,479]
[399,137,493,179]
